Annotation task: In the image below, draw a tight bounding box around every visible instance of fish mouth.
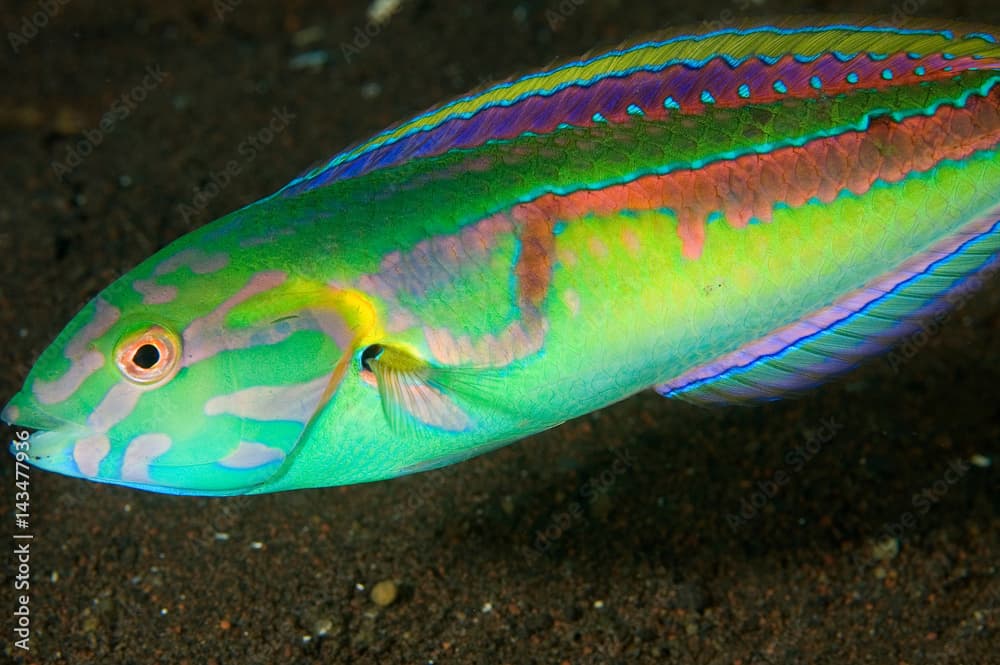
[2,394,93,477]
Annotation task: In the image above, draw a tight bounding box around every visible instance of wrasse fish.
[5,21,1000,495]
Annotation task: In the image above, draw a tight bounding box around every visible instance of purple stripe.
[281,52,979,196]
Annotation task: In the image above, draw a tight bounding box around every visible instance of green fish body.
[5,21,1000,494]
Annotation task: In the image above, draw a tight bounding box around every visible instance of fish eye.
[132,344,160,369]
[114,325,181,385]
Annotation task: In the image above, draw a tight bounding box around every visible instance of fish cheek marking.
[74,434,111,478]
[33,299,121,405]
[121,434,173,484]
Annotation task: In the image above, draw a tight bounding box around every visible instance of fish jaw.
[2,391,278,496]
[3,393,98,482]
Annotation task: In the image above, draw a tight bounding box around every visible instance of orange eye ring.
[114,325,181,386]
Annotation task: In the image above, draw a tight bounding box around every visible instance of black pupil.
[133,344,161,369]
[360,344,383,371]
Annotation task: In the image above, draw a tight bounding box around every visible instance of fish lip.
[3,393,91,468]
[2,393,80,432]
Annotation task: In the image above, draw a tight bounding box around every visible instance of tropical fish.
[4,21,1000,495]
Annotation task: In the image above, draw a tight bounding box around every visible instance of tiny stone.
[288,50,330,71]
[970,454,991,468]
[313,618,333,636]
[371,580,398,607]
[360,82,382,100]
[367,0,403,24]
[871,537,900,562]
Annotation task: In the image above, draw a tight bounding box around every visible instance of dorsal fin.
[277,20,1000,197]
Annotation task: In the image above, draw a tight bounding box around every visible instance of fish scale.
[4,20,1000,495]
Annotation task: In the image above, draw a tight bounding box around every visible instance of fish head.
[2,241,348,495]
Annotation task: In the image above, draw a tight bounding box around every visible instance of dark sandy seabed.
[1,0,999,663]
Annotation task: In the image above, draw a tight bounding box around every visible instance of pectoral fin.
[363,344,510,437]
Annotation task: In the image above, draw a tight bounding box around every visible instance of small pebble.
[970,454,991,468]
[289,50,330,71]
[360,82,382,100]
[871,537,900,562]
[313,618,333,636]
[371,580,398,607]
[368,0,403,24]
